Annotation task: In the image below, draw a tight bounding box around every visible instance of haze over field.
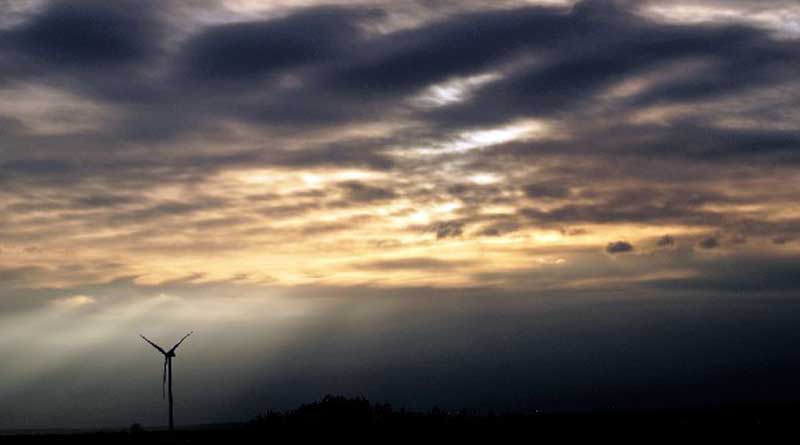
[1,0,800,429]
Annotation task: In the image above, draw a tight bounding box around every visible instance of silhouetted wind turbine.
[140,331,193,431]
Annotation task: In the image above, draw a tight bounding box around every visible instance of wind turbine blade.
[140,334,167,355]
[168,331,193,353]
[162,357,167,399]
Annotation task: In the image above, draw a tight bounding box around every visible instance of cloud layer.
[0,0,798,297]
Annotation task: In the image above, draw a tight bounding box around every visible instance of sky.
[1,0,800,429]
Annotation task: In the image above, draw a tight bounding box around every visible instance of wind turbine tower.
[140,331,193,431]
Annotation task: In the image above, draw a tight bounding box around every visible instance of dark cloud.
[560,227,588,236]
[0,265,46,286]
[256,203,322,218]
[72,194,143,209]
[657,234,675,247]
[429,220,464,239]
[7,0,163,67]
[730,234,748,245]
[265,143,396,170]
[697,237,720,249]
[299,215,375,237]
[772,236,797,245]
[445,182,513,207]
[2,159,72,176]
[519,200,724,227]
[0,0,797,198]
[0,115,25,132]
[481,123,800,167]
[328,5,574,97]
[337,180,397,203]
[606,240,634,254]
[523,181,571,199]
[644,255,800,293]
[180,6,379,83]
[506,184,774,236]
[356,257,473,271]
[477,220,521,237]
[101,198,230,226]
[427,13,798,129]
[192,216,255,230]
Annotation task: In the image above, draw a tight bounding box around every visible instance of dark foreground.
[5,396,800,443]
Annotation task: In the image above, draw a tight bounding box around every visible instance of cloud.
[478,221,521,237]
[356,257,474,271]
[337,180,397,202]
[657,234,675,246]
[772,236,797,245]
[429,221,465,239]
[606,241,634,254]
[523,180,572,199]
[0,265,47,286]
[644,255,800,293]
[327,5,575,97]
[179,6,379,83]
[72,194,145,209]
[697,237,720,249]
[560,227,588,236]
[0,0,798,296]
[7,0,163,67]
[425,8,799,129]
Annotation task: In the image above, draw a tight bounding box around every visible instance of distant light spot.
[53,295,96,308]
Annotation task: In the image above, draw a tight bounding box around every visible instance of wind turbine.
[140,331,193,431]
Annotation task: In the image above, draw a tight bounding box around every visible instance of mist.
[3,288,800,429]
